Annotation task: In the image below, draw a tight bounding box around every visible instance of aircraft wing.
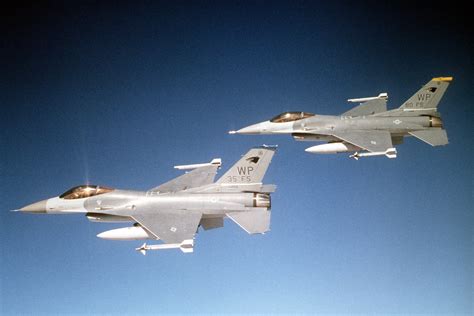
[342,98,387,117]
[331,130,394,152]
[150,165,219,193]
[132,211,202,244]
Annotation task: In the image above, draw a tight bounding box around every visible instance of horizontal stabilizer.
[227,210,271,234]
[409,129,448,146]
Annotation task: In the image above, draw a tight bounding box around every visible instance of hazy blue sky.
[1,2,472,315]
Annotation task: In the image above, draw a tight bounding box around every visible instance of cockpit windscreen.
[270,112,315,123]
[60,185,114,199]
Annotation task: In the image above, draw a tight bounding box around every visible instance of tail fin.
[216,146,276,184]
[399,77,452,112]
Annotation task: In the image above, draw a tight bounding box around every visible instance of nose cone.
[19,199,48,213]
[229,121,273,135]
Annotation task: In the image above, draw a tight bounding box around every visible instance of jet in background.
[230,77,452,159]
[17,146,277,254]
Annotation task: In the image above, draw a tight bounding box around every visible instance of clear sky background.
[1,1,472,315]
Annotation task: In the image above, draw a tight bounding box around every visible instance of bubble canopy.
[270,111,315,123]
[59,185,114,200]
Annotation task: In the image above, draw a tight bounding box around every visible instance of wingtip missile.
[262,144,278,149]
[174,159,222,170]
[348,92,388,103]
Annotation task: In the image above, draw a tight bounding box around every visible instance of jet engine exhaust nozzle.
[253,193,271,209]
[429,116,443,128]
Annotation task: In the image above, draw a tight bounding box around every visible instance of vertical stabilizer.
[216,146,276,184]
[399,77,452,112]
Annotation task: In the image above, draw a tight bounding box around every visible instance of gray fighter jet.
[230,77,452,159]
[17,146,276,254]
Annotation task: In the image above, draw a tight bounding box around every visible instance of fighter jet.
[16,146,277,254]
[230,77,452,159]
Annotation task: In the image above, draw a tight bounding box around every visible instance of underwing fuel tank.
[97,226,153,240]
[305,142,360,154]
[306,142,397,159]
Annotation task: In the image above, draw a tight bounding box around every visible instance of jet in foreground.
[230,77,452,159]
[17,146,276,254]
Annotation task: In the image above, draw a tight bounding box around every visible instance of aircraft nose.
[229,121,270,135]
[19,199,48,213]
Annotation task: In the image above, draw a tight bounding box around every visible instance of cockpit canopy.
[60,185,114,200]
[270,111,315,123]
